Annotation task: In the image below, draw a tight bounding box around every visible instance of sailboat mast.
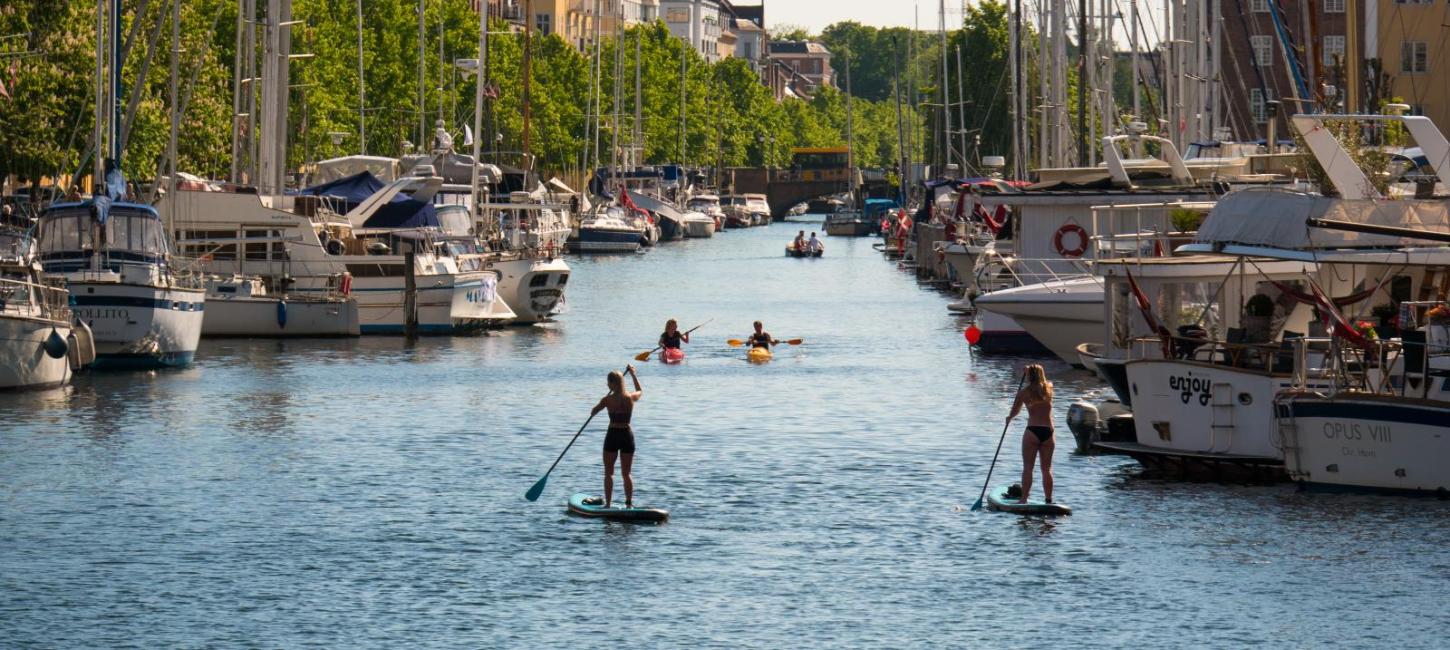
[522,0,533,157]
[356,0,366,154]
[1077,0,1087,166]
[419,0,426,147]
[938,0,951,172]
[680,40,687,164]
[168,0,179,224]
[893,36,907,205]
[94,0,106,187]
[469,0,487,216]
[633,30,642,168]
[111,0,121,167]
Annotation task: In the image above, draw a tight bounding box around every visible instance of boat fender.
[340,272,353,296]
[1053,223,1089,257]
[43,327,68,359]
[276,300,288,329]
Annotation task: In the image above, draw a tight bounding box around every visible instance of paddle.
[525,366,629,501]
[726,338,803,347]
[970,370,1028,512]
[634,319,713,361]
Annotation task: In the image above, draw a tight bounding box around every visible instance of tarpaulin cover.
[297,171,438,229]
[1194,187,1450,250]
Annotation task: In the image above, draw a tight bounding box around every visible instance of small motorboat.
[784,244,823,258]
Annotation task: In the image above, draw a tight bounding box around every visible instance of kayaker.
[1004,364,1055,504]
[591,365,643,508]
[807,232,823,254]
[793,230,807,252]
[747,321,778,349]
[659,318,689,350]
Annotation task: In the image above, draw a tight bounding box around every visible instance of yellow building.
[526,1,659,52]
[1374,0,1450,127]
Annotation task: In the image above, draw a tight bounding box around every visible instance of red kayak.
[661,347,685,364]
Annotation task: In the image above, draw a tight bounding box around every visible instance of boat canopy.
[1185,187,1450,252]
[314,155,401,183]
[296,171,438,229]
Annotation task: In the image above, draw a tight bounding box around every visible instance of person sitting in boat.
[793,230,807,252]
[591,365,643,508]
[748,321,778,350]
[659,319,689,350]
[807,232,824,255]
[1005,364,1056,504]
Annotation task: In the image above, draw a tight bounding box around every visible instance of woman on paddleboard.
[592,365,642,508]
[659,319,689,353]
[1005,364,1055,504]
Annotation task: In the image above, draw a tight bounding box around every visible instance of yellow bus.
[789,146,850,182]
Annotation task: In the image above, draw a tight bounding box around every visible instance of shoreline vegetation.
[0,1,1018,188]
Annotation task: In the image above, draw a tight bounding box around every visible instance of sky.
[761,1,931,34]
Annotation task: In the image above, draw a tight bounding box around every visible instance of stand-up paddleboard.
[985,485,1071,516]
[661,347,685,364]
[567,493,669,521]
[747,347,772,363]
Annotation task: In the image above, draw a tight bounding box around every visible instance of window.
[1323,0,1344,11]
[1402,41,1428,73]
[1322,35,1346,67]
[535,13,551,35]
[1250,88,1268,124]
[1251,0,1268,11]
[1251,35,1274,67]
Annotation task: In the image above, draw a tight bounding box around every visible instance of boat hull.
[683,219,716,238]
[494,256,571,325]
[70,283,204,368]
[346,271,513,334]
[201,296,359,337]
[1280,394,1450,494]
[573,227,642,253]
[0,316,73,390]
[1125,359,1334,463]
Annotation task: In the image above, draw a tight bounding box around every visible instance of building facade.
[1375,0,1450,128]
[767,41,834,95]
[661,0,727,62]
[1217,0,1362,140]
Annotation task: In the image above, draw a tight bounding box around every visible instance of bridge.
[726,168,891,219]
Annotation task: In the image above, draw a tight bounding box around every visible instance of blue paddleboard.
[985,485,1071,516]
[567,493,669,521]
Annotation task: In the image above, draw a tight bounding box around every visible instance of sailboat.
[38,0,204,368]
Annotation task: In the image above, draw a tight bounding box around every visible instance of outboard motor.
[1067,399,1101,454]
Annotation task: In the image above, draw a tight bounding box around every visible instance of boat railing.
[0,275,72,322]
[1288,331,1450,399]
[976,255,1097,290]
[1128,333,1333,377]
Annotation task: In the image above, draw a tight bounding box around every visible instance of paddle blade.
[726,339,744,347]
[970,498,984,511]
[525,475,548,501]
[784,338,804,345]
[634,350,652,361]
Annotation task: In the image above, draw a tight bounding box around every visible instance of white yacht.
[453,202,571,324]
[681,211,716,238]
[164,178,514,334]
[0,225,93,388]
[37,198,204,368]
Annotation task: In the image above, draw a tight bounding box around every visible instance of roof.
[769,41,830,56]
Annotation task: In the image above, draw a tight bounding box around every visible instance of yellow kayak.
[747,346,772,363]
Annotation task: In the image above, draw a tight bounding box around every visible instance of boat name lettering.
[75,307,130,321]
[1321,422,1392,443]
[1167,375,1211,406]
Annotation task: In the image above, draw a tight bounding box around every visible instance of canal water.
[2,221,1445,647]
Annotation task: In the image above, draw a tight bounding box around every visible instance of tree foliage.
[2,1,931,188]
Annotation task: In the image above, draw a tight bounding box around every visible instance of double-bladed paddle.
[726,338,803,347]
[634,319,713,361]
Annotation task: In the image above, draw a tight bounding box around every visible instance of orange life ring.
[1053,223,1089,257]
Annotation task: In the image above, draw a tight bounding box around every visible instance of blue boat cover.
[296,171,437,228]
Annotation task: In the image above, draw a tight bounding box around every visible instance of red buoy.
[964,325,982,345]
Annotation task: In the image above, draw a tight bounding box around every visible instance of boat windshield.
[687,199,718,210]
[37,206,170,257]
